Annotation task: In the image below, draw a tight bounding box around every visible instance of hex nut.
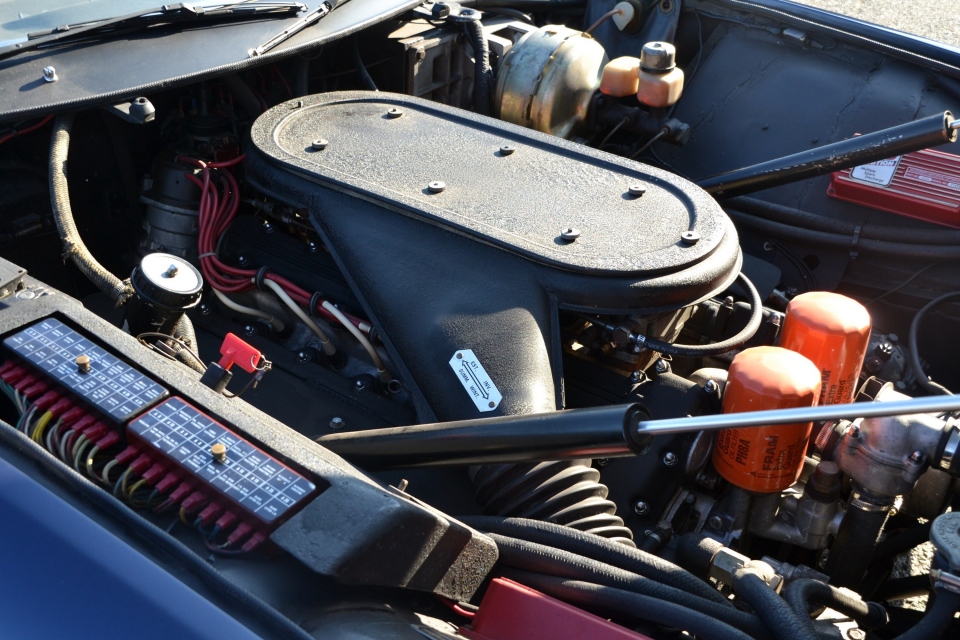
[633,500,650,516]
[680,231,700,245]
[428,181,446,193]
[500,145,516,156]
[311,138,328,151]
[628,185,647,197]
[329,417,345,430]
[387,108,404,118]
[560,227,581,241]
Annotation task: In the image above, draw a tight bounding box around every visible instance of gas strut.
[697,111,959,197]
[317,394,960,469]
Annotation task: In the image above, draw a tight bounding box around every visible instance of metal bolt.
[655,359,669,374]
[329,417,345,430]
[199,303,212,316]
[634,501,650,516]
[163,264,179,278]
[628,185,646,197]
[243,325,257,337]
[499,145,516,156]
[909,451,924,464]
[238,255,250,267]
[685,493,697,505]
[630,370,642,383]
[595,458,610,467]
[680,231,700,245]
[704,379,719,394]
[763,241,774,251]
[428,181,446,193]
[42,66,57,83]
[355,379,367,392]
[396,478,409,492]
[387,108,404,118]
[456,352,463,359]
[76,354,91,374]
[662,452,678,466]
[560,227,581,241]
[708,515,724,530]
[297,351,311,364]
[308,241,318,253]
[263,221,274,234]
[849,424,861,439]
[311,138,328,151]
[211,442,227,463]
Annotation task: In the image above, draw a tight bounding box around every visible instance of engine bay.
[1,1,960,639]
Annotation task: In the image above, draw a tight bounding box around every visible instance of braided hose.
[49,114,133,306]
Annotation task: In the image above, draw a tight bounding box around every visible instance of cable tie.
[198,252,217,259]
[308,291,325,318]
[254,266,271,291]
[850,224,862,260]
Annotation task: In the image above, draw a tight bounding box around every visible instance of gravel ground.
[789,0,960,49]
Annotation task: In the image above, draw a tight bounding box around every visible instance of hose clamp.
[932,569,960,595]
[939,425,960,472]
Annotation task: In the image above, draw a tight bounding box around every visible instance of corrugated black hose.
[487,533,771,639]
[460,516,731,606]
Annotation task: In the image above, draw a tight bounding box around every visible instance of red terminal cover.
[218,333,261,373]
[828,147,960,228]
[460,578,652,640]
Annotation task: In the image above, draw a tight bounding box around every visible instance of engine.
[1,1,960,639]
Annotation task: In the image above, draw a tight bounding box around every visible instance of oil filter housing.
[780,292,871,406]
[712,346,821,493]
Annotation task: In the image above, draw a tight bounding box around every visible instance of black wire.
[908,292,959,395]
[350,35,378,92]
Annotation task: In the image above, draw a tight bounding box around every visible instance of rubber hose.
[731,568,816,640]
[49,114,132,305]
[221,74,263,118]
[462,19,492,116]
[727,197,960,246]
[727,210,960,260]
[639,272,763,357]
[460,0,585,8]
[874,575,932,602]
[293,57,310,97]
[873,521,934,562]
[676,532,724,577]
[460,516,730,606]
[174,315,197,349]
[0,418,315,640]
[908,292,960,395]
[350,35,378,92]
[488,533,770,638]
[826,501,891,589]
[784,579,888,633]
[502,569,756,640]
[892,588,960,640]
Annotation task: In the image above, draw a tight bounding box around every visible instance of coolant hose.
[908,291,960,395]
[460,516,730,606]
[892,588,960,640]
[637,272,763,357]
[49,114,133,305]
[488,533,770,638]
[784,579,888,633]
[826,498,891,589]
[462,18,492,116]
[221,74,264,117]
[502,569,755,640]
[731,568,817,640]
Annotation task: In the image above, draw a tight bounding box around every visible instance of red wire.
[436,596,476,619]
[180,154,372,332]
[0,115,54,146]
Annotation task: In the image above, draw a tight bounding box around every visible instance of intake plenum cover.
[246,92,740,421]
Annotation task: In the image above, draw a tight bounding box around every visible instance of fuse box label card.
[850,156,901,187]
[449,349,502,412]
[3,318,168,422]
[128,398,315,524]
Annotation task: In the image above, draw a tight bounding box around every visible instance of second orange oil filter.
[712,347,821,493]
[779,292,871,406]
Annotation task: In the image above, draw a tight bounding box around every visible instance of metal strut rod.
[697,111,958,197]
[317,395,960,469]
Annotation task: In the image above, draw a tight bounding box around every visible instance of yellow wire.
[179,507,190,525]
[126,478,147,499]
[31,411,53,443]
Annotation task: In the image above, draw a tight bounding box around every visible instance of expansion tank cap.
[640,42,676,73]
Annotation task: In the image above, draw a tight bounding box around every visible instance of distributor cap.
[131,253,203,311]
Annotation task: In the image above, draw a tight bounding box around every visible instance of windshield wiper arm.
[248,1,334,57]
[0,1,306,62]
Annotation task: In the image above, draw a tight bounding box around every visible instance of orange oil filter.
[779,292,871,406]
[712,347,821,493]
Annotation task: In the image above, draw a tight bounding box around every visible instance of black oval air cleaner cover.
[246,92,739,422]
